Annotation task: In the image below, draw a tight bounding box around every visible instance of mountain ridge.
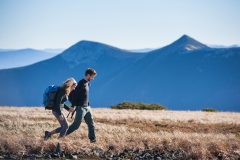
[0,48,60,69]
[0,35,239,111]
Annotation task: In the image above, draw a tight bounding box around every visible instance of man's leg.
[66,106,84,136]
[84,107,96,141]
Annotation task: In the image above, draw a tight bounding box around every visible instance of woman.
[44,77,77,140]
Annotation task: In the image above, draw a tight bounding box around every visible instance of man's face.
[87,74,96,81]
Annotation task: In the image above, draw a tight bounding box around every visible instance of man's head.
[85,68,97,81]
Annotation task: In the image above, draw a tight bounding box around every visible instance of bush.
[111,102,167,110]
[201,108,218,112]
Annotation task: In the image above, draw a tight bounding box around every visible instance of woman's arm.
[54,89,65,116]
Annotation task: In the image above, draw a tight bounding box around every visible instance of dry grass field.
[0,107,240,159]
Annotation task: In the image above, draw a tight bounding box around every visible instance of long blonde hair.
[62,77,77,96]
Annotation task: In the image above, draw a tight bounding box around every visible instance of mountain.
[0,48,61,69]
[151,35,210,55]
[0,40,147,107]
[0,35,239,111]
[98,35,240,111]
[169,34,209,51]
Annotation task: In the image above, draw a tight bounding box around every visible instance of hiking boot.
[44,131,51,140]
[90,139,96,143]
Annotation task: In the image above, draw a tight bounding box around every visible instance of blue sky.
[0,0,239,49]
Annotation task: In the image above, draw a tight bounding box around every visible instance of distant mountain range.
[0,35,239,111]
[0,48,62,69]
[207,44,240,48]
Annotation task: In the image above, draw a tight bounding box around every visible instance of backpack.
[43,85,60,110]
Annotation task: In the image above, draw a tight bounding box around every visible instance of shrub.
[201,108,218,112]
[111,102,167,110]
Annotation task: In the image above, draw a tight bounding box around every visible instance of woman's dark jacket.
[52,87,70,116]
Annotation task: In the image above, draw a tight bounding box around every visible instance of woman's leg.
[44,111,62,140]
[50,111,68,137]
[58,115,68,138]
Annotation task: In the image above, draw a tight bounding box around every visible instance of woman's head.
[62,77,77,95]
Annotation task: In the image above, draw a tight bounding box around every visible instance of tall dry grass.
[0,107,240,159]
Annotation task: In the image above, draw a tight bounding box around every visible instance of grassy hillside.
[0,107,240,159]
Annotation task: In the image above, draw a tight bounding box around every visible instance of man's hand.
[59,114,64,121]
[69,107,75,113]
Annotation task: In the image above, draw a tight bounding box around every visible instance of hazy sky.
[0,0,239,49]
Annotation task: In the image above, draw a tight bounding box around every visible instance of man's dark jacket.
[69,79,90,107]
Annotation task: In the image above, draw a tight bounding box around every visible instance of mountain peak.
[76,40,102,46]
[171,35,209,51]
[59,40,137,67]
[177,34,195,43]
[60,40,113,64]
[74,40,118,49]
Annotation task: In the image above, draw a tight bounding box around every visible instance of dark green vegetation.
[202,108,218,112]
[111,102,167,110]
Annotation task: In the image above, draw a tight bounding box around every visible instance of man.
[66,68,97,143]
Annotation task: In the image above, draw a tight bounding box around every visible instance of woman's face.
[71,83,77,91]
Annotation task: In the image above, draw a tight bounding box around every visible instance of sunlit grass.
[0,106,239,159]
